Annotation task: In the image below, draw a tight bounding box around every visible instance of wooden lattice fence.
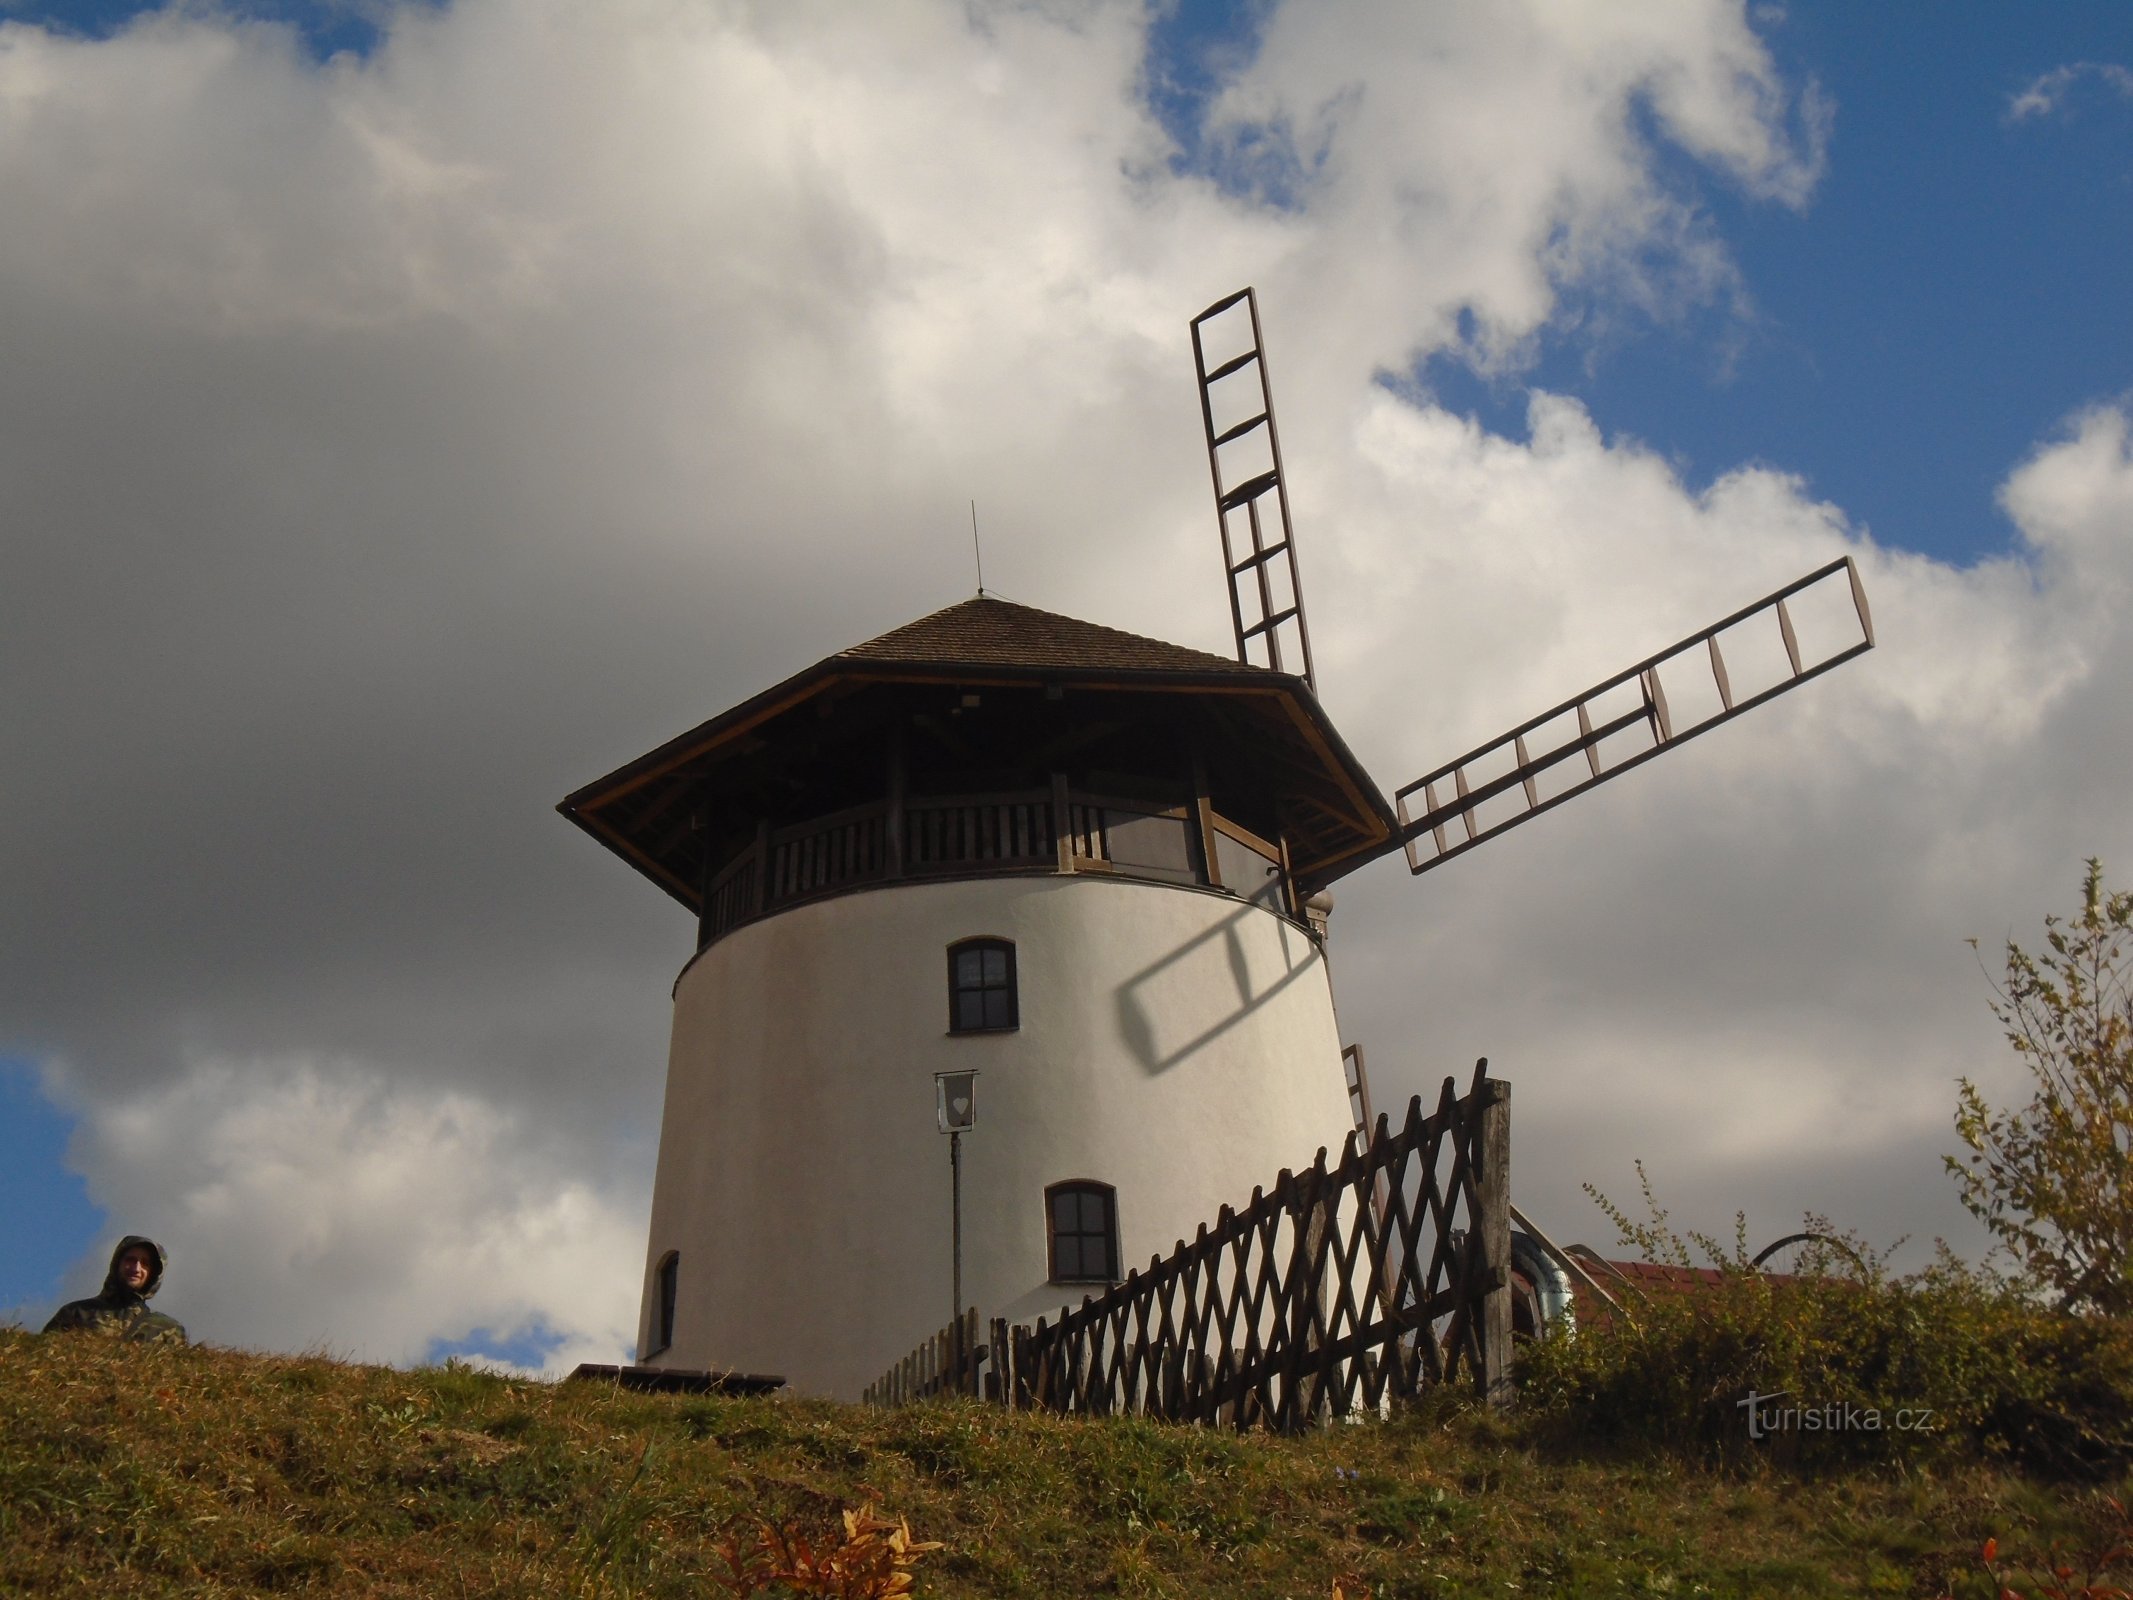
[862,1307,988,1407]
[861,1067,1509,1432]
[993,1066,1511,1431]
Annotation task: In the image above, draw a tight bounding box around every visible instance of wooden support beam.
[885,727,906,879]
[1052,772,1074,874]
[1192,750,1223,888]
[1473,1070,1514,1411]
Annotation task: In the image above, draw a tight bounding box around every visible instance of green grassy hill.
[3,1327,2126,1598]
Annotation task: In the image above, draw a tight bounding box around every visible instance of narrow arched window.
[651,1251,679,1355]
[1046,1180,1119,1284]
[948,938,1018,1033]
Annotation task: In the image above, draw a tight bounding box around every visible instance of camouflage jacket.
[43,1236,188,1344]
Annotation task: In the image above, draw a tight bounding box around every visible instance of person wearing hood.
[43,1236,187,1344]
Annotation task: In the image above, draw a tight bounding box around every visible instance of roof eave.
[558,652,1355,816]
[557,655,1398,906]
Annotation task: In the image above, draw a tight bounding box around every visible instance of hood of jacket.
[100,1235,167,1301]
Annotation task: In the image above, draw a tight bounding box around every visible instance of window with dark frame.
[651,1251,679,1355]
[948,938,1018,1033]
[1046,1181,1119,1283]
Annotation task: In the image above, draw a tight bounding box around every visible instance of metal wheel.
[1751,1230,1867,1277]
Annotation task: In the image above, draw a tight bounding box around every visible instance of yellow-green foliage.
[1953,857,2133,1317]
[1517,1260,2133,1476]
[4,1326,2130,1598]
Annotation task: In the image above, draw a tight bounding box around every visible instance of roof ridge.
[835,594,1264,676]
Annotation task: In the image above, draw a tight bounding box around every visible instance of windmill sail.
[1191,287,1316,691]
[1394,556,1874,876]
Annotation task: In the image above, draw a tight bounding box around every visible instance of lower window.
[1046,1181,1119,1283]
[650,1251,679,1355]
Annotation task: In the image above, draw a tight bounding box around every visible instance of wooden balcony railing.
[695,784,1286,950]
[906,793,1057,872]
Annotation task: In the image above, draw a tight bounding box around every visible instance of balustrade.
[695,784,1285,950]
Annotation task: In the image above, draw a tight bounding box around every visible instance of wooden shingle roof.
[560,594,1396,910]
[839,597,1262,677]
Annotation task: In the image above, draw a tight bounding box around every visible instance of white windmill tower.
[558,289,1873,1399]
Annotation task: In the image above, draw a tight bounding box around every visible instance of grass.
[3,1327,2128,1598]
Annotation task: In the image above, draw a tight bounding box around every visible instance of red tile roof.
[1598,1260,1734,1292]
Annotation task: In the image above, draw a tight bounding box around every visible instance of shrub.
[1952,858,2133,1317]
[1518,1248,2133,1477]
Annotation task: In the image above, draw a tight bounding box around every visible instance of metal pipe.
[950,1128,963,1327]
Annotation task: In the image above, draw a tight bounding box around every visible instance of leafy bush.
[1953,858,2133,1317]
[1519,1238,2133,1477]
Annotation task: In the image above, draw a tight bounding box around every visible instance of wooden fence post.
[1473,1072,1514,1411]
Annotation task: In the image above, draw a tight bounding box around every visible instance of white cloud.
[2007,60,2133,123]
[1197,0,1826,382]
[53,1056,644,1371]
[1998,403,2133,568]
[3,0,2125,1360]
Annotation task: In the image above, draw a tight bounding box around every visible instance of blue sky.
[2,1,2129,1368]
[3,0,395,58]
[1,1063,101,1317]
[1553,5,2132,567]
[1161,3,2129,570]
[1412,7,2130,569]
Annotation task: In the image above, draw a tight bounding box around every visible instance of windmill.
[1188,285,1872,891]
[557,287,1873,1399]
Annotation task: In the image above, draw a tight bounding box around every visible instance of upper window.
[1046,1180,1119,1283]
[948,938,1018,1033]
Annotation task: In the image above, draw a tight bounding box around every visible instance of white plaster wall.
[637,872,1353,1399]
